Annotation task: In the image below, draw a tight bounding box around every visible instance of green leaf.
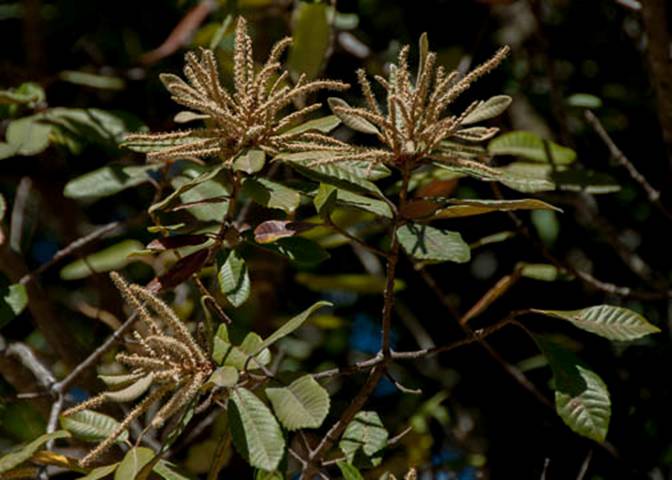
[59,71,125,90]
[339,411,388,463]
[536,336,611,442]
[488,131,576,164]
[0,82,45,106]
[462,95,512,125]
[295,273,404,294]
[284,115,341,135]
[258,237,330,266]
[278,151,384,195]
[0,116,51,159]
[229,388,285,472]
[217,249,251,308]
[337,461,365,480]
[115,447,154,480]
[0,283,28,328]
[153,460,190,480]
[254,220,317,244]
[396,223,470,264]
[172,165,230,222]
[234,149,266,174]
[208,366,239,388]
[255,469,284,480]
[256,301,332,354]
[531,305,660,341]
[0,430,70,473]
[243,177,301,214]
[266,375,330,430]
[213,331,271,370]
[59,239,145,280]
[315,184,393,219]
[287,2,331,80]
[152,163,227,215]
[531,210,559,246]
[64,164,156,200]
[78,463,119,480]
[0,193,6,221]
[567,93,602,109]
[431,198,561,219]
[519,263,560,282]
[60,410,128,444]
[103,374,153,403]
[44,108,140,147]
[328,98,380,135]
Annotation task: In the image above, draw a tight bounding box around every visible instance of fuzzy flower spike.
[124,17,349,164]
[316,36,511,172]
[62,272,212,467]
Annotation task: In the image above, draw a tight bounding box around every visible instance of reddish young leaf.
[146,234,209,251]
[254,220,317,244]
[146,249,209,292]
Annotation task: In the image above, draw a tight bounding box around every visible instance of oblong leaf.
[0,431,70,473]
[115,447,154,480]
[217,250,250,308]
[59,240,145,280]
[60,410,128,444]
[462,95,512,125]
[103,374,153,403]
[266,375,330,430]
[396,223,470,264]
[488,131,576,164]
[256,301,332,353]
[64,164,156,200]
[531,305,660,341]
[328,98,380,135]
[229,388,285,472]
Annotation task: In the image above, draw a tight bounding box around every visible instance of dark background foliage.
[1,0,671,479]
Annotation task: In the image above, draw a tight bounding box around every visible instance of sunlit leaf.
[0,283,28,328]
[233,149,266,174]
[59,71,125,90]
[531,305,660,341]
[60,410,128,444]
[328,97,380,135]
[396,223,470,264]
[339,411,388,463]
[337,461,365,480]
[229,388,285,472]
[536,336,611,442]
[266,375,330,430]
[254,220,317,244]
[284,115,341,135]
[217,249,250,308]
[115,447,154,480]
[243,178,301,214]
[462,95,512,125]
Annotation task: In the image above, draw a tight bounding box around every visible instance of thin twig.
[585,110,672,221]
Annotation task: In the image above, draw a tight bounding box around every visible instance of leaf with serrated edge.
[60,410,128,444]
[339,411,388,463]
[536,336,611,442]
[229,388,285,472]
[531,305,660,341]
[462,95,512,125]
[397,223,470,264]
[218,250,250,308]
[266,375,330,430]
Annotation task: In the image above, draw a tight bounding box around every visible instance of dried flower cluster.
[124,17,349,164]
[62,272,212,466]
[312,39,510,171]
